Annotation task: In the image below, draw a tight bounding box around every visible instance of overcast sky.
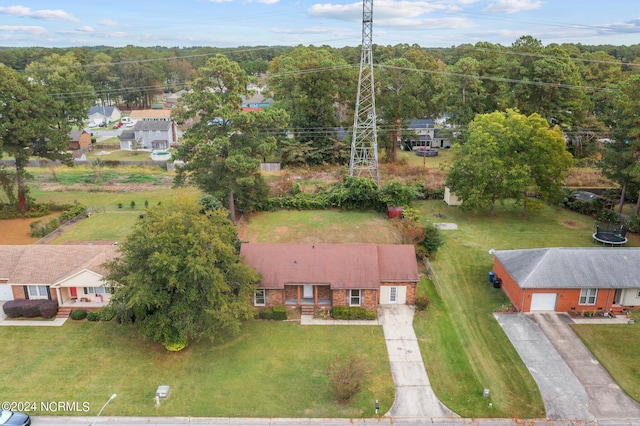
[0,0,639,48]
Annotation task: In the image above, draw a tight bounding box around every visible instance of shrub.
[326,354,368,402]
[272,305,288,320]
[2,299,58,318]
[364,309,377,320]
[422,224,444,257]
[331,306,375,320]
[86,312,100,321]
[415,296,430,311]
[97,306,116,321]
[164,336,188,352]
[130,200,136,209]
[380,179,417,206]
[259,308,274,320]
[70,309,87,320]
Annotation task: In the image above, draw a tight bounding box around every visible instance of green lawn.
[412,199,639,418]
[242,210,400,244]
[0,320,394,418]
[571,315,640,402]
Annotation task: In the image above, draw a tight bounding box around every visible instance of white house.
[88,106,122,124]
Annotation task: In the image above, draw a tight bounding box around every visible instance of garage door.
[0,285,14,301]
[530,293,557,311]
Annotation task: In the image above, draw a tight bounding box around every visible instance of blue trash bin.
[488,271,495,283]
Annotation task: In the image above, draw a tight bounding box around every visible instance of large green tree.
[445,109,572,215]
[0,65,71,213]
[377,57,425,162]
[25,52,95,125]
[268,46,352,165]
[174,54,288,222]
[599,74,640,213]
[105,196,260,351]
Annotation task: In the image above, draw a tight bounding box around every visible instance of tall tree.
[106,196,260,351]
[0,65,71,213]
[174,54,288,222]
[599,74,640,213]
[268,46,352,165]
[25,52,95,125]
[377,57,425,162]
[445,109,572,215]
[443,57,485,125]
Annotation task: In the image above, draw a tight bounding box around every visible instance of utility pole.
[349,0,379,184]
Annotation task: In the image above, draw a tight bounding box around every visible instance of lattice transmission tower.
[349,0,379,184]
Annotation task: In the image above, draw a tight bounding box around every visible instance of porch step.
[56,307,73,319]
[301,305,315,315]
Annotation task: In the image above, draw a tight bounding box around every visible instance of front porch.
[284,284,331,313]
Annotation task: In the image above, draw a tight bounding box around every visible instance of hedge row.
[3,299,58,319]
[258,305,288,320]
[331,306,377,320]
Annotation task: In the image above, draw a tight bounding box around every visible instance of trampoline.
[592,222,628,246]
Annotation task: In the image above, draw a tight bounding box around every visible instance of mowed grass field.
[2,166,640,418]
[0,320,394,418]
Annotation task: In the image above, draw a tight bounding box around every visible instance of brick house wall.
[12,285,57,302]
[331,289,377,310]
[265,289,284,307]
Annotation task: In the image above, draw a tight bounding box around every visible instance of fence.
[260,162,281,173]
[0,159,169,170]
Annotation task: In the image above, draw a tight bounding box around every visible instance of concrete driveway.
[496,312,640,422]
[378,305,457,419]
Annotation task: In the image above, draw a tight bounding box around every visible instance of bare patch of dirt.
[0,215,57,244]
[563,220,578,228]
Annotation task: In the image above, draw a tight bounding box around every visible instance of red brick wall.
[522,288,617,313]
[333,289,347,306]
[493,259,525,311]
[265,289,284,307]
[284,286,298,302]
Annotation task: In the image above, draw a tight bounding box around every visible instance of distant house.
[0,245,118,310]
[402,118,450,150]
[88,106,122,124]
[492,247,640,313]
[241,91,274,110]
[68,129,92,150]
[120,109,178,150]
[240,243,419,313]
[163,90,187,108]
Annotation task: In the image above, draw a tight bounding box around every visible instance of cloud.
[0,25,47,35]
[76,26,95,33]
[98,19,119,27]
[308,0,460,23]
[483,0,542,14]
[248,0,279,3]
[0,5,79,22]
[271,26,353,36]
[598,18,640,35]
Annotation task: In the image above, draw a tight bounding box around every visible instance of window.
[349,289,361,306]
[27,285,48,299]
[389,286,398,304]
[637,290,640,299]
[85,287,110,295]
[579,288,598,305]
[254,289,266,306]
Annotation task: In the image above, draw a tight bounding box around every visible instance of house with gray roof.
[492,247,640,313]
[240,243,419,314]
[88,105,121,124]
[119,120,176,151]
[401,118,450,150]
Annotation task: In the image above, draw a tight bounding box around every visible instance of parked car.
[0,410,31,426]
[113,122,123,129]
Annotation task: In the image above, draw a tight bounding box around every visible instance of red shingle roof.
[240,243,419,290]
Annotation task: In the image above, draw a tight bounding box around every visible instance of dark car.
[0,410,31,426]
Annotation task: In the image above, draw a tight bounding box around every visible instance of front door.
[303,285,313,299]
[613,289,622,305]
[389,287,398,304]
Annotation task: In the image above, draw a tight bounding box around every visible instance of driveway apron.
[378,305,457,418]
[529,312,640,421]
[495,312,592,421]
